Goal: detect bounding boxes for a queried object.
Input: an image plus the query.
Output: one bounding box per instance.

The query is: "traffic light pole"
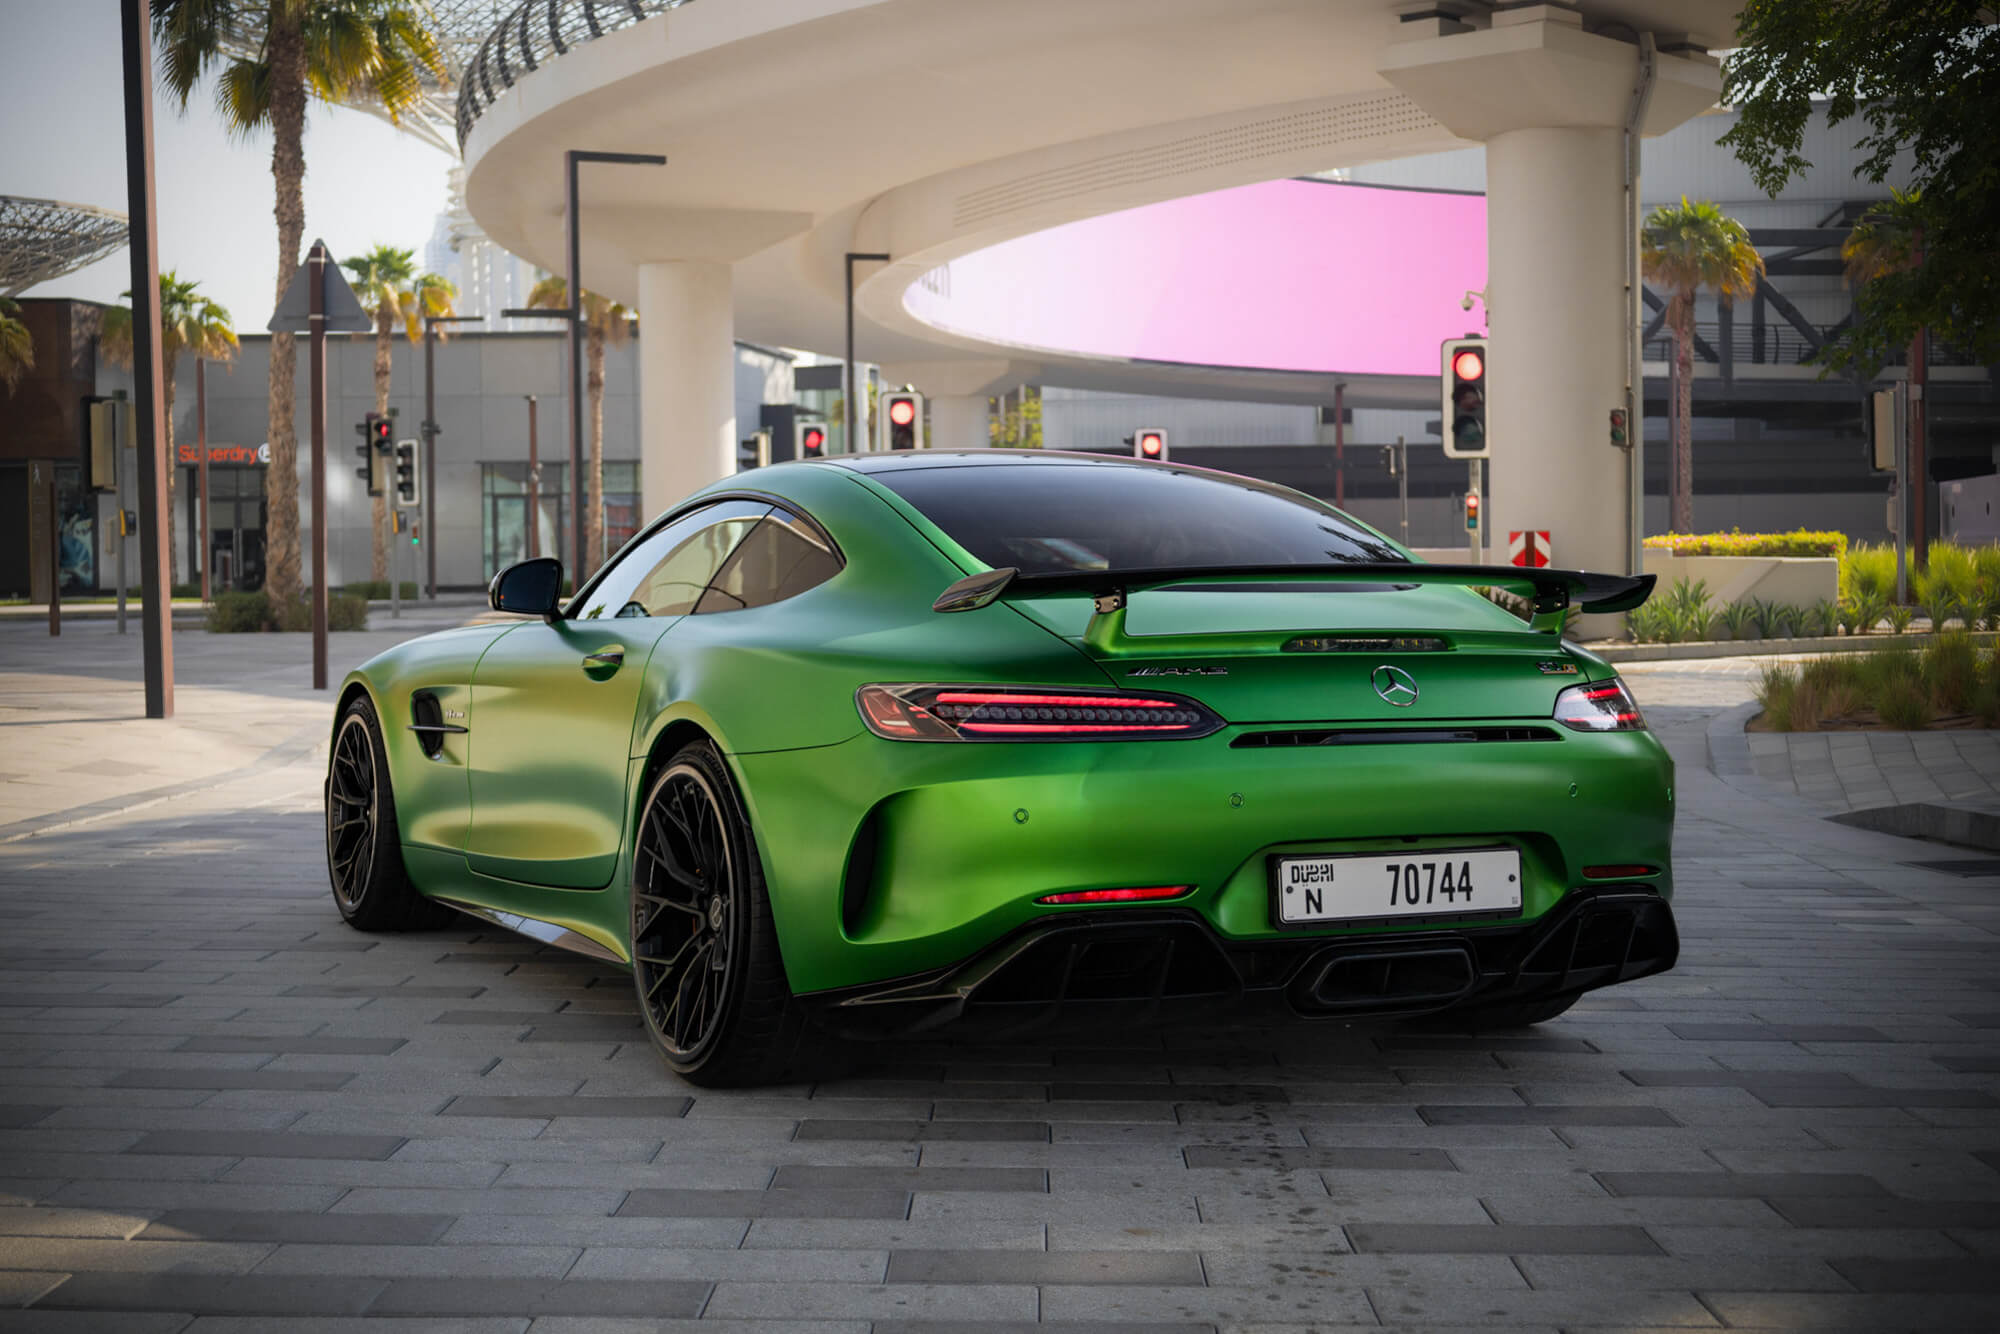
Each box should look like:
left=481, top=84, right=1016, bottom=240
left=1467, top=458, right=1482, bottom=566
left=845, top=253, right=890, bottom=454
left=308, top=240, right=330, bottom=691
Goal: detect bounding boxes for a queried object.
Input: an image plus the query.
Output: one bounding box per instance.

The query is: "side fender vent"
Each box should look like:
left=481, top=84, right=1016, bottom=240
left=410, top=691, right=447, bottom=759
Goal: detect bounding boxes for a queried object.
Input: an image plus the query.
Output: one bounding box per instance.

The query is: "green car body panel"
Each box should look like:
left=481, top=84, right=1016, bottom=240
left=336, top=452, right=1675, bottom=1016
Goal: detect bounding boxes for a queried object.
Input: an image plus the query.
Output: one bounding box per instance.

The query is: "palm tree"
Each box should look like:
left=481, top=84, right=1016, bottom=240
left=525, top=275, right=633, bottom=575
left=0, top=297, right=32, bottom=394
left=1845, top=188, right=1929, bottom=572
left=342, top=244, right=455, bottom=580
left=151, top=0, right=444, bottom=605
left=101, top=271, right=240, bottom=589
left=1642, top=198, right=1765, bottom=533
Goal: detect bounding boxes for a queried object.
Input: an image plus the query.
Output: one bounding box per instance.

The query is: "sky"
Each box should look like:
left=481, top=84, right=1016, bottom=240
left=0, top=0, right=457, bottom=326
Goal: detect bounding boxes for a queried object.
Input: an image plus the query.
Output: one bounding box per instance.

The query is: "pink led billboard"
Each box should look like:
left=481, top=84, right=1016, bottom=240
left=903, top=179, right=1488, bottom=378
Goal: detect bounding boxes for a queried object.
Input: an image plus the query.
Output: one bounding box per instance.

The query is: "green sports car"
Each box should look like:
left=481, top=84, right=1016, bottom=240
left=326, top=450, right=1676, bottom=1085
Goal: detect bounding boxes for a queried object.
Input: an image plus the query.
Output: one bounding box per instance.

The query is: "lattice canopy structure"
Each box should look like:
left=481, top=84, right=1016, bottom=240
left=0, top=196, right=129, bottom=297
left=456, top=0, right=690, bottom=150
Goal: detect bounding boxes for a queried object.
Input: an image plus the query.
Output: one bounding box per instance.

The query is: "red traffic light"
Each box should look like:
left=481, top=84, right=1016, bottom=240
left=801, top=425, right=826, bottom=456
left=888, top=397, right=917, bottom=427
left=1138, top=432, right=1163, bottom=457
left=1451, top=349, right=1484, bottom=382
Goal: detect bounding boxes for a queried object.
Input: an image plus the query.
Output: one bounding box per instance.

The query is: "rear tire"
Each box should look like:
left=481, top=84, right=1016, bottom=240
left=629, top=740, right=806, bottom=1087
left=325, top=694, right=457, bottom=932
left=1457, top=993, right=1579, bottom=1029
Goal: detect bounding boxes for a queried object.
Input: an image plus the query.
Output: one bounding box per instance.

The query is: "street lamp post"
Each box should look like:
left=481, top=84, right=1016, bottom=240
left=422, top=313, right=483, bottom=598
left=504, top=150, right=664, bottom=583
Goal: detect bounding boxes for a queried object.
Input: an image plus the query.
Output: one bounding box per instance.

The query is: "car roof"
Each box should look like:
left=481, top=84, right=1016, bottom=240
left=827, top=449, right=1173, bottom=475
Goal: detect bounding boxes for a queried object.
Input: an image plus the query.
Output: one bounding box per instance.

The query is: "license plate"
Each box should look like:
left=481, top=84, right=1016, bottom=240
left=1274, top=848, right=1522, bottom=925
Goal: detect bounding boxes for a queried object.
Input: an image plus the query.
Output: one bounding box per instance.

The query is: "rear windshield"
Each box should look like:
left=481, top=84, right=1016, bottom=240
left=874, top=463, right=1406, bottom=574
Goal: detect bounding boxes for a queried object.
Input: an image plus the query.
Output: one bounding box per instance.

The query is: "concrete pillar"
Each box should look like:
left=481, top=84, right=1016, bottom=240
left=927, top=394, right=990, bottom=451
left=1485, top=125, right=1627, bottom=583
left=1380, top=13, right=1721, bottom=629
left=636, top=260, right=735, bottom=520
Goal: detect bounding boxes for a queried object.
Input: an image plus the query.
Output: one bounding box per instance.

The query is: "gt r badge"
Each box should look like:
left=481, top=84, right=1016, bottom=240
left=1535, top=662, right=1579, bottom=675
left=1371, top=664, right=1420, bottom=706
left=1126, top=665, right=1228, bottom=676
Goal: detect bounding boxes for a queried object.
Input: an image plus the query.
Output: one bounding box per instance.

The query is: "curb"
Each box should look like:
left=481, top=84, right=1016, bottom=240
left=0, top=722, right=327, bottom=844
left=1832, top=802, right=2000, bottom=853
left=1592, top=629, right=2000, bottom=663
left=1703, top=700, right=1761, bottom=778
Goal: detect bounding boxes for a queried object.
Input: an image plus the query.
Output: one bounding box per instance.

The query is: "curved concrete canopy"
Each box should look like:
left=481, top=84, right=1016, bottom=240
left=462, top=0, right=1736, bottom=404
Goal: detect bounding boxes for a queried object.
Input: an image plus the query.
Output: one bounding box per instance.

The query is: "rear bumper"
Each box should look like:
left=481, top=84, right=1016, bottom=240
left=796, top=886, right=1678, bottom=1039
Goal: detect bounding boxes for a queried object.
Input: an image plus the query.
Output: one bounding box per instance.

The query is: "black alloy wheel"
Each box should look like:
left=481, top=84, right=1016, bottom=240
left=326, top=713, right=379, bottom=911
left=630, top=740, right=804, bottom=1085
left=325, top=694, right=456, bottom=932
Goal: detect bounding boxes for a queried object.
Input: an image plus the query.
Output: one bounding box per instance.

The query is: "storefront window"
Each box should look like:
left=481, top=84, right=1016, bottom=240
left=482, top=461, right=642, bottom=580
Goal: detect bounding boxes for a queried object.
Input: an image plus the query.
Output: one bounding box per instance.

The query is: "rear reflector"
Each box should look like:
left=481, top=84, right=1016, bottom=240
left=1036, top=885, right=1193, bottom=905
left=857, top=684, right=1224, bottom=742
left=1284, top=635, right=1449, bottom=653
left=1583, top=864, right=1658, bottom=879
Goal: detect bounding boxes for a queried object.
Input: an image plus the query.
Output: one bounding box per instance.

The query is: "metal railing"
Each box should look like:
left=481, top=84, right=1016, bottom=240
left=1644, top=321, right=1986, bottom=371
left=457, top=0, right=691, bottom=151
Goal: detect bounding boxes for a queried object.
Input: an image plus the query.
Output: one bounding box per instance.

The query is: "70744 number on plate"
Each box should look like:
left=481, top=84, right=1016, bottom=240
left=1275, top=848, right=1522, bottom=925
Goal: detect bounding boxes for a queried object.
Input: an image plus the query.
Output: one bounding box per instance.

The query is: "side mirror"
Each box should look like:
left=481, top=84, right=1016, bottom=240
left=489, top=557, right=564, bottom=623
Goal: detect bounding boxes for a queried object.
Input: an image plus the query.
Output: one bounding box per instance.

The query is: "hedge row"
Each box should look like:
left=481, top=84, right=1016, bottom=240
left=1643, top=529, right=1849, bottom=558
left=208, top=590, right=369, bottom=633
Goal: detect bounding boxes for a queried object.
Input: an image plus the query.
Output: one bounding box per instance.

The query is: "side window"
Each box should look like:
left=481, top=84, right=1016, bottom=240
left=694, top=509, right=843, bottom=614
left=570, top=500, right=770, bottom=620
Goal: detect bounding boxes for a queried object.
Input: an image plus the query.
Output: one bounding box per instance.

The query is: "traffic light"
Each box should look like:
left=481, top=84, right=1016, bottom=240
left=1441, top=339, right=1487, bottom=459
left=393, top=438, right=420, bottom=508
left=1464, top=490, right=1480, bottom=531
left=1608, top=407, right=1628, bottom=447
left=883, top=391, right=924, bottom=450
left=355, top=412, right=391, bottom=495
left=738, top=430, right=771, bottom=471
left=797, top=420, right=828, bottom=459
left=1133, top=428, right=1168, bottom=461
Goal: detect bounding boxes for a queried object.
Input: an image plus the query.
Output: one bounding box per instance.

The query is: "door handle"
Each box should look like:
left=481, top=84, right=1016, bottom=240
left=583, top=648, right=625, bottom=669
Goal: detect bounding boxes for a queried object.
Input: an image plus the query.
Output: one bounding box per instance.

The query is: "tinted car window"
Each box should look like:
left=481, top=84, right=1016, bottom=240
left=570, top=500, right=770, bottom=620
left=694, top=510, right=843, bottom=614
left=873, top=463, right=1404, bottom=573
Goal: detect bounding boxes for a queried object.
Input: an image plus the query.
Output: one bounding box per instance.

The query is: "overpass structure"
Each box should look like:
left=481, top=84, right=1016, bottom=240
left=457, top=0, right=1737, bottom=591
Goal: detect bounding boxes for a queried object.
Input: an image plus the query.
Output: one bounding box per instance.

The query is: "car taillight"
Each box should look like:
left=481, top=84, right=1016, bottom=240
left=1038, top=885, right=1192, bottom=905
left=1553, top=679, right=1646, bottom=732
left=856, top=684, right=1225, bottom=741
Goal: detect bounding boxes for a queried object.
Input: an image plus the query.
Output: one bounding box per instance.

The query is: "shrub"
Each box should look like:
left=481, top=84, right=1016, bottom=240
left=207, top=590, right=368, bottom=633
left=1719, top=600, right=1762, bottom=641
left=1841, top=543, right=1898, bottom=602
left=1846, top=591, right=1889, bottom=635
left=1645, top=530, right=1847, bottom=558
left=341, top=580, right=419, bottom=601
left=1887, top=604, right=1915, bottom=635
left=207, top=591, right=272, bottom=633
left=1755, top=661, right=1799, bottom=730
left=1922, top=631, right=1982, bottom=715
left=1809, top=599, right=1841, bottom=638
left=1878, top=675, right=1932, bottom=729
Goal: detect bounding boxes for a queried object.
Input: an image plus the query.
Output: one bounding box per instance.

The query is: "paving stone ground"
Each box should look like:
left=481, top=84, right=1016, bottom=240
left=2, top=627, right=1999, bottom=1331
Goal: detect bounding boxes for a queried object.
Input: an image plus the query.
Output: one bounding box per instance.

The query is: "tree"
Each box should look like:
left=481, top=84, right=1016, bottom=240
left=151, top=0, right=444, bottom=604
left=101, top=271, right=240, bottom=588
left=1719, top=3, right=2000, bottom=375
left=989, top=387, right=1043, bottom=448
left=342, top=244, right=454, bottom=579
left=525, top=275, right=632, bottom=575
left=0, top=297, right=31, bottom=394
left=1641, top=198, right=1764, bottom=534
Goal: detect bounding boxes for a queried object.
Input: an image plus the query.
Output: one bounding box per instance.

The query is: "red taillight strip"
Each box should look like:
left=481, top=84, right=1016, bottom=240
left=1037, top=885, right=1192, bottom=905
left=959, top=722, right=1187, bottom=733
left=934, top=691, right=1179, bottom=709
left=1584, top=864, right=1658, bottom=878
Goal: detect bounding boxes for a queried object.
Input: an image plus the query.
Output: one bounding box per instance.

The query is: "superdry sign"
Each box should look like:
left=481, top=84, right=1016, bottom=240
left=177, top=443, right=271, bottom=466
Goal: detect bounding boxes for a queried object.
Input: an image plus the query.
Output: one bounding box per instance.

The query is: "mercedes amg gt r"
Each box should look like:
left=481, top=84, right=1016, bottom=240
left=325, top=451, right=1676, bottom=1085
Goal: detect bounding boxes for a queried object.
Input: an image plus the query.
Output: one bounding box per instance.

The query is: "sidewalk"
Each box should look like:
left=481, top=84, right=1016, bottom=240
left=0, top=597, right=491, bottom=839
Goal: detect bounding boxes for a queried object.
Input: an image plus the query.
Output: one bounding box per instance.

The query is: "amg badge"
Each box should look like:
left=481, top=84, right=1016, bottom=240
left=1535, top=662, right=1580, bottom=676
left=1126, top=665, right=1228, bottom=677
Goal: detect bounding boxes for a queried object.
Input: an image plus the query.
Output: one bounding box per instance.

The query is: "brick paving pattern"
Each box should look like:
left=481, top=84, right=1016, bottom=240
left=0, top=649, right=1997, bottom=1330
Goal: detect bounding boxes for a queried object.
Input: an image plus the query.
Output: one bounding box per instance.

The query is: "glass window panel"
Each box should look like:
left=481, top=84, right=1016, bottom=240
left=569, top=499, right=768, bottom=621
left=694, top=511, right=843, bottom=614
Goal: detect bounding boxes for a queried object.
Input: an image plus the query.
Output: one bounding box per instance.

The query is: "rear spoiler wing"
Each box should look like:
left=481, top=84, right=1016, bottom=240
left=931, top=562, right=1655, bottom=645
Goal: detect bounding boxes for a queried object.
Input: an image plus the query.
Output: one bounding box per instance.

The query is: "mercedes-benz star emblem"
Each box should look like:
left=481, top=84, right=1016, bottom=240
left=1371, top=664, right=1420, bottom=707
